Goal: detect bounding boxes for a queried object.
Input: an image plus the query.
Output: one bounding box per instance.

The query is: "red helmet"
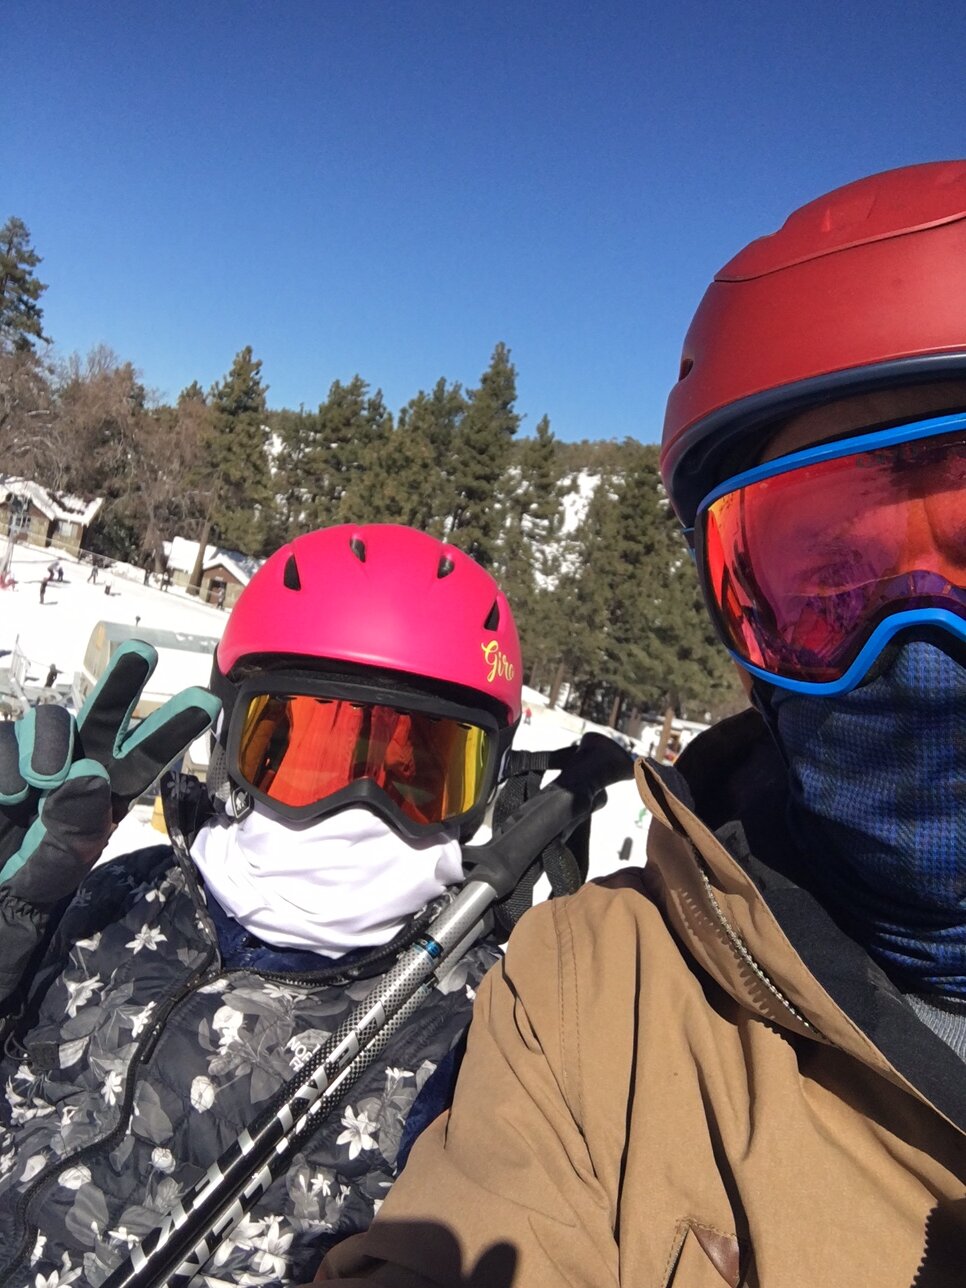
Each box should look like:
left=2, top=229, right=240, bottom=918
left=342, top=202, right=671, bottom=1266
left=661, top=161, right=966, bottom=526
left=209, top=524, right=522, bottom=838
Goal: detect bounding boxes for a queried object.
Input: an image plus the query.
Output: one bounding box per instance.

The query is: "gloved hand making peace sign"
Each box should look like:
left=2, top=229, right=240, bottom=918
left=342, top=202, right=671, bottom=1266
left=0, top=641, right=220, bottom=908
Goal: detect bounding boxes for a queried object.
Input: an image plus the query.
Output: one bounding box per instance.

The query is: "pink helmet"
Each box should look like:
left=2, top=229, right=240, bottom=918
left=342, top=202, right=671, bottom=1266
left=216, top=524, right=521, bottom=720
left=209, top=524, right=522, bottom=837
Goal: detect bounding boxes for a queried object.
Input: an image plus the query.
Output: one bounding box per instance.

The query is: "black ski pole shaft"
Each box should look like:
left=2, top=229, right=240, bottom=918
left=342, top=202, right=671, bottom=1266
left=103, top=732, right=633, bottom=1288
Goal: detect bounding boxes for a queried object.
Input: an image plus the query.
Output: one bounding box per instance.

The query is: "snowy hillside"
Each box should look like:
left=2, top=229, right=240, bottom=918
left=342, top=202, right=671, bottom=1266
left=559, top=470, right=600, bottom=535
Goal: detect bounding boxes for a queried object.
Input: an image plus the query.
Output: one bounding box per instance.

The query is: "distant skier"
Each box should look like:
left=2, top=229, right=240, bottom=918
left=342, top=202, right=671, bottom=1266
left=38, top=574, right=49, bottom=603
left=43, top=663, right=58, bottom=689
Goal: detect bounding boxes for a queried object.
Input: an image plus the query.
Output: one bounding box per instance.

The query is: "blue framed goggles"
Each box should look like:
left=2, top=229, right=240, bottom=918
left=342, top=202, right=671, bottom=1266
left=689, top=410, right=966, bottom=694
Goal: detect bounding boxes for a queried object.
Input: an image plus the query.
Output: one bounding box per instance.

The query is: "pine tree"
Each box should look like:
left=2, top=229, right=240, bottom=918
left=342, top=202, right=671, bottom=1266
left=0, top=218, right=48, bottom=354
left=448, top=343, right=519, bottom=567
left=338, top=386, right=395, bottom=523
left=582, top=445, right=743, bottom=721
left=604, top=443, right=679, bottom=716
left=265, top=407, right=317, bottom=543
left=392, top=378, right=467, bottom=532
left=294, top=376, right=371, bottom=528
left=200, top=346, right=271, bottom=554
left=497, top=415, right=565, bottom=663
left=0, top=219, right=52, bottom=477
left=527, top=441, right=744, bottom=724
left=656, top=505, right=745, bottom=720
left=555, top=470, right=623, bottom=710
left=345, top=413, right=438, bottom=529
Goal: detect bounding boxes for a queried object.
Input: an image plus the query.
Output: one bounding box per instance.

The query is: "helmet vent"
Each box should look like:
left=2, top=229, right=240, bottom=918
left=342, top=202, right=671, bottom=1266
left=437, top=554, right=455, bottom=579
left=349, top=535, right=367, bottom=563
left=678, top=356, right=694, bottom=381
left=283, top=554, right=301, bottom=590
left=484, top=600, right=500, bottom=630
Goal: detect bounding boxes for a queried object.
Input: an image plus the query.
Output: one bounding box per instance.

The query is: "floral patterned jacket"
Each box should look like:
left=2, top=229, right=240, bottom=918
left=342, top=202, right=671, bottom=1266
left=0, top=777, right=500, bottom=1288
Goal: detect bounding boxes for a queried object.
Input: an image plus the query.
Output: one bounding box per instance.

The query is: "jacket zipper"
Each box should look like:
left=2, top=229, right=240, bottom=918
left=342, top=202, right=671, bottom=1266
left=697, top=864, right=822, bottom=1038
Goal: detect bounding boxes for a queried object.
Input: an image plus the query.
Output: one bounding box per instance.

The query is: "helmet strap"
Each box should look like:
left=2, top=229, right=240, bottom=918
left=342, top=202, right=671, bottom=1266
left=205, top=738, right=254, bottom=819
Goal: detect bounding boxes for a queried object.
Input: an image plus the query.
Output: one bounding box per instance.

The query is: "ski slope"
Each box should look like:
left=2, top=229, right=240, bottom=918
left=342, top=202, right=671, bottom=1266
left=1, top=539, right=655, bottom=884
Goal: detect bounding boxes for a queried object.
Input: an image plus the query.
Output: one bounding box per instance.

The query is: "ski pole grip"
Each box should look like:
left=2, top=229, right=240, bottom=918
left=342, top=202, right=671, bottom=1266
left=553, top=731, right=636, bottom=801
left=466, top=732, right=634, bottom=898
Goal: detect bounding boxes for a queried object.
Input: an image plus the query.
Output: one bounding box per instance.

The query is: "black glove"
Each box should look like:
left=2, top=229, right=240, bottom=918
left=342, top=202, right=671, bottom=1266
left=0, top=640, right=220, bottom=906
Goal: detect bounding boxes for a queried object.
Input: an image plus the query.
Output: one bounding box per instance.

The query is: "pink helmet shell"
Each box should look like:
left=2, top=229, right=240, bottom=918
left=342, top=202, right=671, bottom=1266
left=216, top=524, right=522, bottom=723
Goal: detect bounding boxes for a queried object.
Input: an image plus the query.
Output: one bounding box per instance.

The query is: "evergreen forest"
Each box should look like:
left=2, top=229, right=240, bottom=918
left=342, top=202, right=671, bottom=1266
left=0, top=217, right=745, bottom=725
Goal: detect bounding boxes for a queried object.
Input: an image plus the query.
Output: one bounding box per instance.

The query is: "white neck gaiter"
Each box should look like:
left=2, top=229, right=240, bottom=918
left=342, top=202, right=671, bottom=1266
left=190, top=804, right=464, bottom=958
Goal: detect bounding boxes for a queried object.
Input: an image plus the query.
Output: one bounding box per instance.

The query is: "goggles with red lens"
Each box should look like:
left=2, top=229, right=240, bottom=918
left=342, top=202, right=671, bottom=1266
left=226, top=673, right=501, bottom=835
left=692, top=411, right=966, bottom=694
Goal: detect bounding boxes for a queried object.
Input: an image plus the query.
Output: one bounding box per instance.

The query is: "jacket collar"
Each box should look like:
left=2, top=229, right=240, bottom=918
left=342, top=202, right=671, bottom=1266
left=636, top=710, right=966, bottom=1134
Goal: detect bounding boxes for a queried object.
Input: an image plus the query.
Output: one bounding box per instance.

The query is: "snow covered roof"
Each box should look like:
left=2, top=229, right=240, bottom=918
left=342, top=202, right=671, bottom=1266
left=206, top=550, right=263, bottom=583
left=163, top=536, right=262, bottom=585
left=0, top=477, right=103, bottom=527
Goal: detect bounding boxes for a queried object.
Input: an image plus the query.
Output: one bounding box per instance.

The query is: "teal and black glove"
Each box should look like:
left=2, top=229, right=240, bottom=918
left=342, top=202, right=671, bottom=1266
left=0, top=640, right=220, bottom=907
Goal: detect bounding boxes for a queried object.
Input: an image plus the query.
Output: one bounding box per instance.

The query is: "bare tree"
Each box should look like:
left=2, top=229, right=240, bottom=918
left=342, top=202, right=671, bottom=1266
left=53, top=346, right=145, bottom=493
left=135, top=389, right=213, bottom=572
left=0, top=349, right=57, bottom=482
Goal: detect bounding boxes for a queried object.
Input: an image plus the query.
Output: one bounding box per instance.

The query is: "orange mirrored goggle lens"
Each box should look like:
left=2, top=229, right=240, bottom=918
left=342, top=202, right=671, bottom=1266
left=236, top=693, right=492, bottom=825
left=700, top=424, right=966, bottom=683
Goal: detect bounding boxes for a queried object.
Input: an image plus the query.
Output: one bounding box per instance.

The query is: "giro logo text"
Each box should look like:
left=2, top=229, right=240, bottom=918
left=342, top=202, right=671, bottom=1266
left=482, top=640, right=515, bottom=684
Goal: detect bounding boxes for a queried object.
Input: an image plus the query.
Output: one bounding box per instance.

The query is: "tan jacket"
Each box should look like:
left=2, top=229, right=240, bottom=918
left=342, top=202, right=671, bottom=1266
left=320, top=710, right=966, bottom=1287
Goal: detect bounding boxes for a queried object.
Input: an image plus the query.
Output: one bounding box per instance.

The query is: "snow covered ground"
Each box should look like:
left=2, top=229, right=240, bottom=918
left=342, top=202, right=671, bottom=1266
left=1, top=541, right=227, bottom=687
left=1, top=538, right=656, bottom=886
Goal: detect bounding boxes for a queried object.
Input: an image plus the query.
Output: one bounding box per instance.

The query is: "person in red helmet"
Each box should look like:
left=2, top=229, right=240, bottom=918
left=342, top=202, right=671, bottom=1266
left=0, top=524, right=534, bottom=1287
left=317, top=165, right=966, bottom=1287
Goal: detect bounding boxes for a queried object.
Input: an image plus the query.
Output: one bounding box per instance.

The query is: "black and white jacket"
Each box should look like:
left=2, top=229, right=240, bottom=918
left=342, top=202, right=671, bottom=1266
left=0, top=776, right=499, bottom=1287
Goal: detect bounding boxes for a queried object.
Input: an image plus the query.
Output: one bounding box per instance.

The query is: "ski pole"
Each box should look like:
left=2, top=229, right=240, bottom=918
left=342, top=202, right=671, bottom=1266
left=103, top=732, right=634, bottom=1288
left=157, top=983, right=435, bottom=1285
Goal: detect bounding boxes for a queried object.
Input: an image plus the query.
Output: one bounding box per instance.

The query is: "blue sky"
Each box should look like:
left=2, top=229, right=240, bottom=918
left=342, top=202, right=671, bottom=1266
left=4, top=1, right=965, bottom=443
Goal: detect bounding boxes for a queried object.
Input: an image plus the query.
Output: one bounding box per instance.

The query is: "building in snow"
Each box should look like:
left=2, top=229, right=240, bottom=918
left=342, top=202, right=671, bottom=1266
left=0, top=478, right=103, bottom=556
left=162, top=536, right=263, bottom=609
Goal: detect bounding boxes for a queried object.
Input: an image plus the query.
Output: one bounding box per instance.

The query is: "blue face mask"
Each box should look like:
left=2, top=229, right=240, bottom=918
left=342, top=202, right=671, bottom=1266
left=769, top=640, right=966, bottom=998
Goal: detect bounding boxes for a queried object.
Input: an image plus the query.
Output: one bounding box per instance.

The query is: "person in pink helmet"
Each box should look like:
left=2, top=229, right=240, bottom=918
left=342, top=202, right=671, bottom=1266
left=0, top=524, right=526, bottom=1287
